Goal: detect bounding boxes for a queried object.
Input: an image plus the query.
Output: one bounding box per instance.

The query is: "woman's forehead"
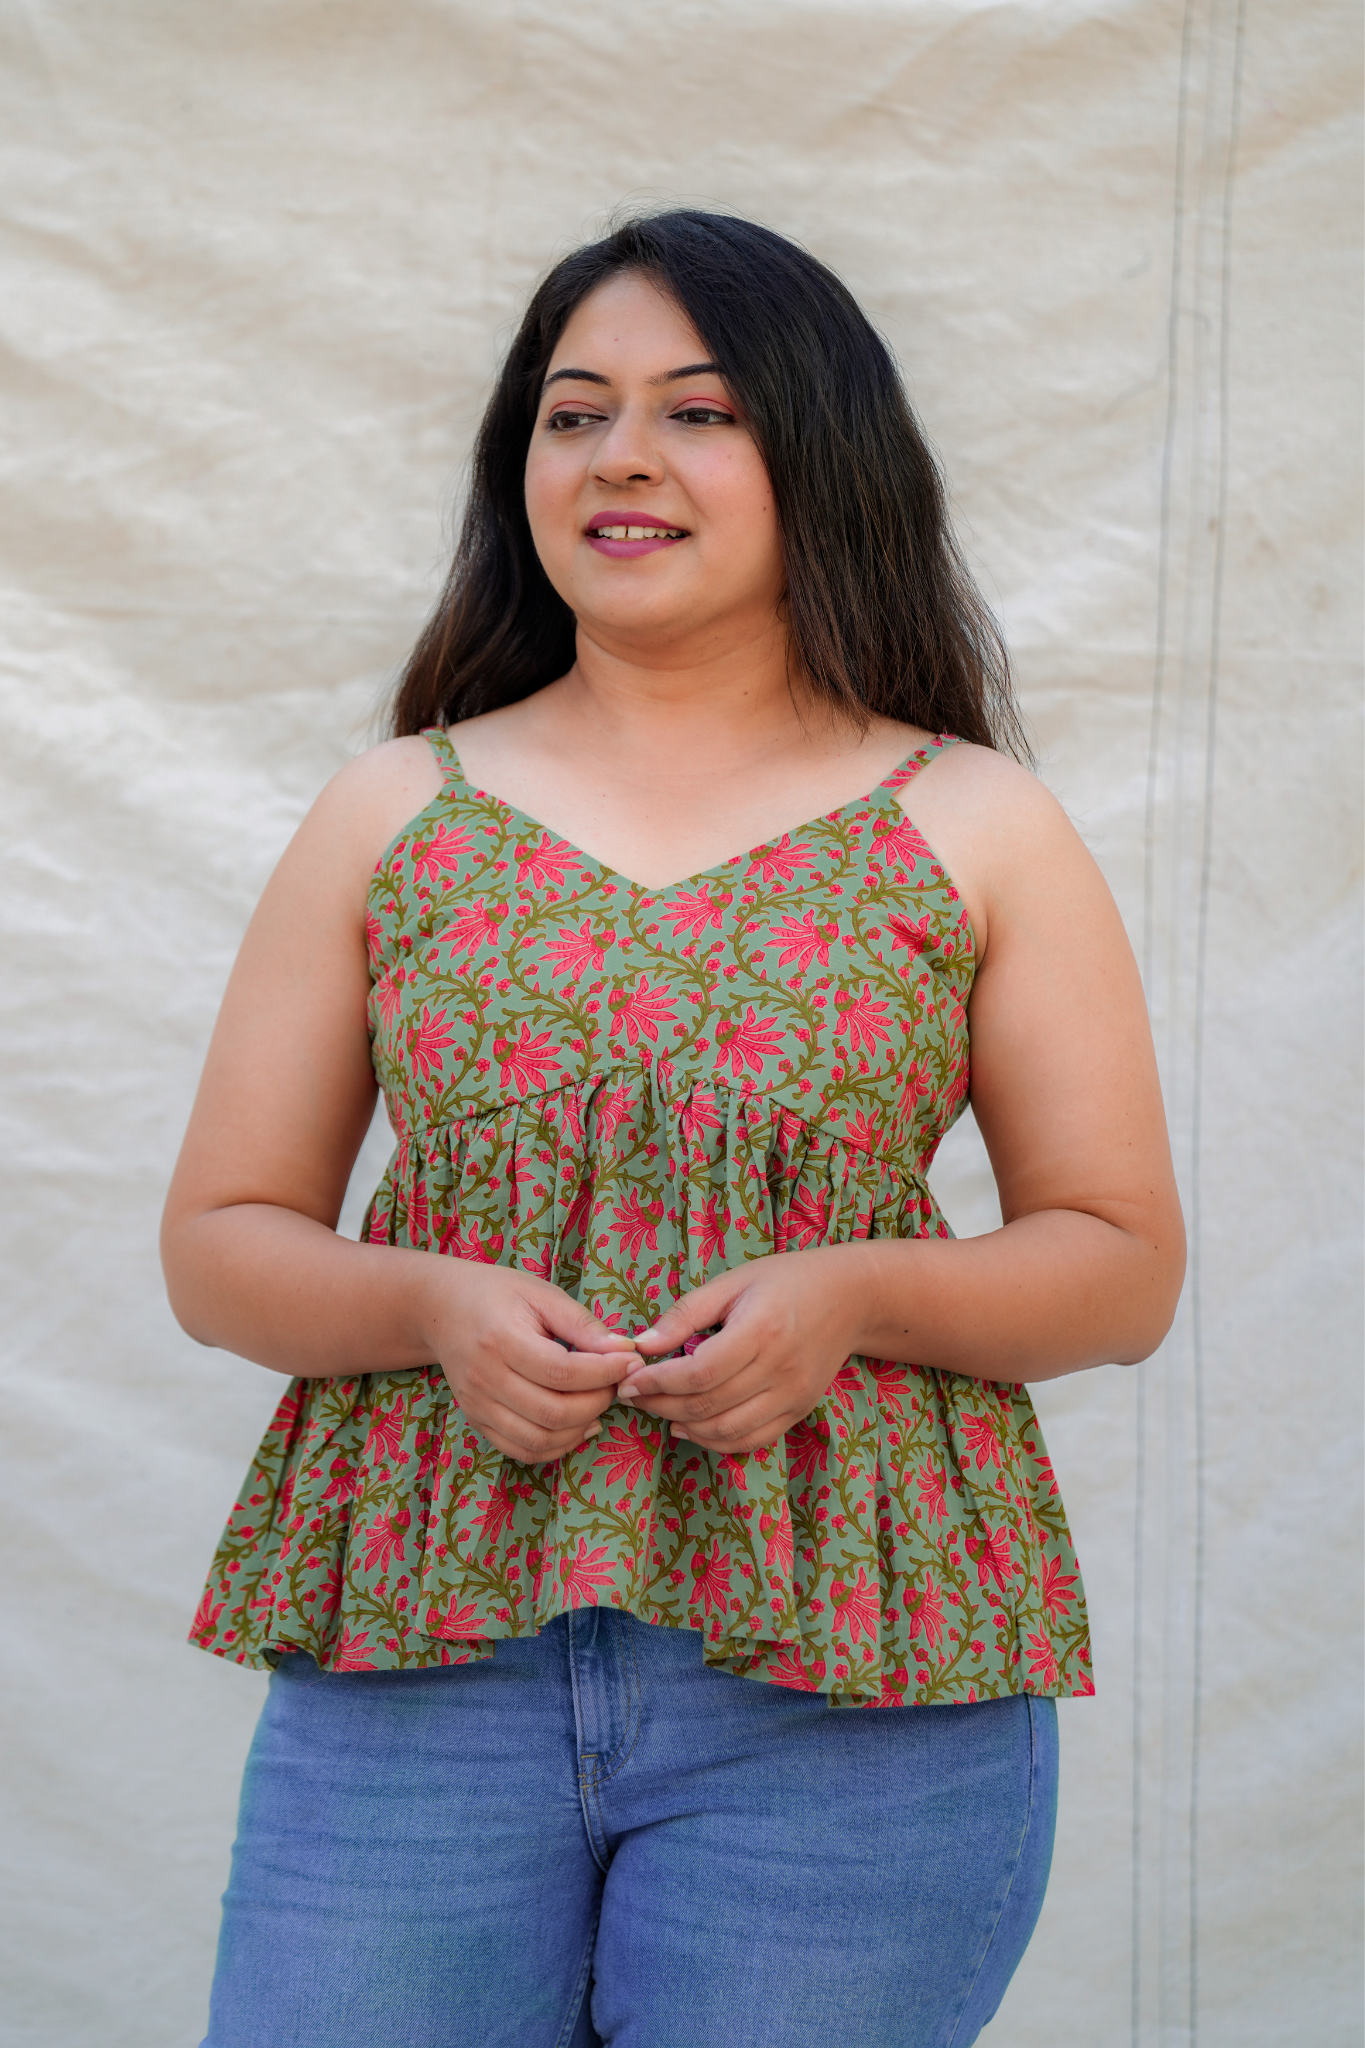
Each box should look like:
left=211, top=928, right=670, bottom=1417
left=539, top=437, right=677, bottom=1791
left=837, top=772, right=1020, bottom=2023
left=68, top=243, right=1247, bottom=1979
left=547, top=274, right=710, bottom=379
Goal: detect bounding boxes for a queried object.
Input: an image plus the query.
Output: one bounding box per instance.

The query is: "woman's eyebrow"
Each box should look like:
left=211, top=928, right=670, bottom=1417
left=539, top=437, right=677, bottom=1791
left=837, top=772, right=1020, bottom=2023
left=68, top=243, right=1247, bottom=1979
left=542, top=367, right=609, bottom=390
left=540, top=361, right=722, bottom=392
left=651, top=362, right=721, bottom=385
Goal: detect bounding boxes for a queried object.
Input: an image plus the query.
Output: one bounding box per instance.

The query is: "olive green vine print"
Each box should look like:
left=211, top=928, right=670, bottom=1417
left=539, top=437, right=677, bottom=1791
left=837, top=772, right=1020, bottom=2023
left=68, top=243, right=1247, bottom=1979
left=192, top=730, right=1091, bottom=1708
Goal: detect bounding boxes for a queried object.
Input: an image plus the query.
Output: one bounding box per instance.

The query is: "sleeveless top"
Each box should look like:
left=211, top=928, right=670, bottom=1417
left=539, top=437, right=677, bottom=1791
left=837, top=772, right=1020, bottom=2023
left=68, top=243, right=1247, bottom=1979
left=190, top=728, right=1092, bottom=1708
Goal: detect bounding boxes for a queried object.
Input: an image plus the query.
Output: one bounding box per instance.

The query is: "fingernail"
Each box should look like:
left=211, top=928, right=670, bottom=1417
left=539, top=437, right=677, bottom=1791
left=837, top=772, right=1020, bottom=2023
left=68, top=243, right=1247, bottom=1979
left=672, top=1426, right=691, bottom=1442
left=618, top=1382, right=639, bottom=1401
left=583, top=1422, right=601, bottom=1438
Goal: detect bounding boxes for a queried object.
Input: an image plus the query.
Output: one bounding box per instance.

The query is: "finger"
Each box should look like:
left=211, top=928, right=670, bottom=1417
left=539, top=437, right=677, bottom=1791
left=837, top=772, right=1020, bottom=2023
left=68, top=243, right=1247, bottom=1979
left=631, top=1268, right=749, bottom=1357
left=619, top=1314, right=759, bottom=1402
left=474, top=1386, right=615, bottom=1465
left=510, top=1334, right=643, bottom=1394
left=668, top=1392, right=799, bottom=1455
left=628, top=1348, right=769, bottom=1426
left=620, top=1331, right=758, bottom=1407
left=533, top=1287, right=639, bottom=1356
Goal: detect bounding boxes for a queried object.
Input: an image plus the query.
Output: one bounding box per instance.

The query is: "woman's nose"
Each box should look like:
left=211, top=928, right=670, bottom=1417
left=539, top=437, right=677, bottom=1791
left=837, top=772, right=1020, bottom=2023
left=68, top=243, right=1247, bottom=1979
left=593, top=408, right=665, bottom=486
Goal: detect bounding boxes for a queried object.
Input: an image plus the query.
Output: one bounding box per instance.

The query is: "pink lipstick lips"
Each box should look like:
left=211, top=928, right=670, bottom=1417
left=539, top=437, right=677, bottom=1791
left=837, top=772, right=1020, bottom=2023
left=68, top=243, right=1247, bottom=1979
left=584, top=510, right=690, bottom=559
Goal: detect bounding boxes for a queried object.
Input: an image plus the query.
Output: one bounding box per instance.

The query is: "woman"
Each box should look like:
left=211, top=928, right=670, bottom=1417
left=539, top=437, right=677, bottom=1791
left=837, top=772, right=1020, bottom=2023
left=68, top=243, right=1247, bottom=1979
left=164, top=210, right=1184, bottom=2048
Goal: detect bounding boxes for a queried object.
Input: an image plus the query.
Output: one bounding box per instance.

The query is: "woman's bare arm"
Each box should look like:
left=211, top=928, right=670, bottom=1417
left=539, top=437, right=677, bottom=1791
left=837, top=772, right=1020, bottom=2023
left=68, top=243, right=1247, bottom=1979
left=160, top=737, right=635, bottom=1461
left=852, top=744, right=1186, bottom=1378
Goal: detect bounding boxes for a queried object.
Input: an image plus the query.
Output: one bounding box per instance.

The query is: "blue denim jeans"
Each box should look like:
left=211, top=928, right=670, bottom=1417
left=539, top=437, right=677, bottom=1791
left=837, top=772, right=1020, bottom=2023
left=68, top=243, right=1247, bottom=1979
left=204, top=1611, right=1057, bottom=2047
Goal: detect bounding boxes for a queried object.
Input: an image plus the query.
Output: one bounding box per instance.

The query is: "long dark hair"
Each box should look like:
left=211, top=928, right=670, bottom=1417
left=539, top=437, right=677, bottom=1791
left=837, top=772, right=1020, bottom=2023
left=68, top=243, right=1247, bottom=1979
left=390, top=209, right=1028, bottom=759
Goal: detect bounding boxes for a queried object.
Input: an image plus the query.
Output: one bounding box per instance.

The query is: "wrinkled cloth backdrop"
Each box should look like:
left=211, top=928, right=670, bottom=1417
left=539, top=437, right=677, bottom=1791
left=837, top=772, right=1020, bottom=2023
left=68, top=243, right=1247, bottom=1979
left=2, top=4, right=1360, bottom=2045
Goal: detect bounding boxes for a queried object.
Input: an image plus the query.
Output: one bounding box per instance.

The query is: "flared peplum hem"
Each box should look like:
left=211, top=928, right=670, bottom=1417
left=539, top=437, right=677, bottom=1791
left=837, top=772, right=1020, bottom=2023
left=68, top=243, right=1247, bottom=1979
left=191, top=1346, right=1092, bottom=1708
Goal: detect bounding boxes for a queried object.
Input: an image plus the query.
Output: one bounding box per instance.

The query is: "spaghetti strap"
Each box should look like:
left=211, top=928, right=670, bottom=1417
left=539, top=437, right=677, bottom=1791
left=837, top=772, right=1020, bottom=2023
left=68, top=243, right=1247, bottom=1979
left=877, top=731, right=963, bottom=797
left=421, top=724, right=465, bottom=785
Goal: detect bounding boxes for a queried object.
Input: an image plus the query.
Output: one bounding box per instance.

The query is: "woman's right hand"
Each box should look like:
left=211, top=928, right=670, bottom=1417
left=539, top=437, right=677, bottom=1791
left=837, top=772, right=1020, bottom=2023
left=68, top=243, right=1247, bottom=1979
left=424, top=1259, right=641, bottom=1465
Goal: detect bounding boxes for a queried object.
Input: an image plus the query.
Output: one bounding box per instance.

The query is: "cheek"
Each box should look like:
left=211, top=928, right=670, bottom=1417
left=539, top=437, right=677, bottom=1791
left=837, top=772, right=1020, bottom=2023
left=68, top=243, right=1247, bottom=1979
left=523, top=446, right=576, bottom=560
left=706, top=460, right=782, bottom=585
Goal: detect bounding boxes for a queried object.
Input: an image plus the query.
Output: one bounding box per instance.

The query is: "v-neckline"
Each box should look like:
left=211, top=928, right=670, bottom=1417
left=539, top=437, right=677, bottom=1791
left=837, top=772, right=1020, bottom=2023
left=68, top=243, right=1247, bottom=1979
left=427, top=728, right=951, bottom=899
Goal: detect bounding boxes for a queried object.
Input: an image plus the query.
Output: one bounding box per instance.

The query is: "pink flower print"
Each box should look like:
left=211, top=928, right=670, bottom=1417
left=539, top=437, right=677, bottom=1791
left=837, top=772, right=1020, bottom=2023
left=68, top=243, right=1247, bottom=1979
left=834, top=983, right=892, bottom=1057
left=321, top=1455, right=362, bottom=1505
left=477, top=1480, right=518, bottom=1543
left=609, top=976, right=678, bottom=1047
left=441, top=1219, right=505, bottom=1264
left=840, top=1112, right=883, bottom=1155
left=593, top=1421, right=657, bottom=1491
left=905, top=1575, right=946, bottom=1648
left=429, top=1594, right=486, bottom=1639
left=190, top=1586, right=226, bottom=1645
left=765, top=1645, right=826, bottom=1691
left=679, top=1087, right=722, bottom=1146
left=768, top=910, right=837, bottom=971
left=443, top=900, right=503, bottom=956
left=759, top=1502, right=793, bottom=1575
left=961, top=1413, right=1001, bottom=1472
left=1039, top=1556, right=1080, bottom=1619
left=494, top=1024, right=562, bottom=1098
left=785, top=1418, right=830, bottom=1482
left=713, top=1005, right=783, bottom=1078
left=1025, top=1629, right=1060, bottom=1688
left=541, top=920, right=614, bottom=980
left=317, top=1558, right=345, bottom=1619
left=364, top=1399, right=405, bottom=1466
left=871, top=815, right=932, bottom=868
left=594, top=1083, right=635, bottom=1140
left=831, top=1567, right=881, bottom=1645
left=412, top=823, right=474, bottom=881
left=665, top=889, right=725, bottom=940
left=406, top=1004, right=455, bottom=1081
left=916, top=1460, right=948, bottom=1524
left=362, top=1508, right=410, bottom=1576
left=558, top=1179, right=593, bottom=1248
left=560, top=1093, right=585, bottom=1143
left=967, top=1524, right=1016, bottom=1593
left=716, top=1453, right=748, bottom=1491
left=695, top=1191, right=728, bottom=1265
left=689, top=1539, right=733, bottom=1616
left=516, top=834, right=583, bottom=892
left=612, top=1189, right=663, bottom=1260
left=405, top=1183, right=430, bottom=1240
left=827, top=1359, right=864, bottom=1413
left=365, top=909, right=384, bottom=958
left=333, top=1626, right=378, bottom=1671
left=746, top=834, right=818, bottom=886
left=267, top=1387, right=303, bottom=1436
left=375, top=973, right=403, bottom=1026
left=870, top=1362, right=913, bottom=1417
left=900, top=1063, right=932, bottom=1110
left=887, top=912, right=933, bottom=959
left=559, top=1538, right=618, bottom=1608
left=776, top=1185, right=829, bottom=1251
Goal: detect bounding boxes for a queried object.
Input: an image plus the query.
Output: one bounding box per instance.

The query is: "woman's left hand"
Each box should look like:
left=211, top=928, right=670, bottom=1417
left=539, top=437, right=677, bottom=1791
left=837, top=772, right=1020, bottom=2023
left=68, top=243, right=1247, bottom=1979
left=617, top=1248, right=872, bottom=1455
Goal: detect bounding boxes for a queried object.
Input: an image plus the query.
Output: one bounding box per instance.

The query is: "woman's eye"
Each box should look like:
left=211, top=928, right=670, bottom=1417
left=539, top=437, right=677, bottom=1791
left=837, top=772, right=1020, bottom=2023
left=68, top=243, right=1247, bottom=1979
left=672, top=407, right=734, bottom=426
left=546, top=410, right=605, bottom=432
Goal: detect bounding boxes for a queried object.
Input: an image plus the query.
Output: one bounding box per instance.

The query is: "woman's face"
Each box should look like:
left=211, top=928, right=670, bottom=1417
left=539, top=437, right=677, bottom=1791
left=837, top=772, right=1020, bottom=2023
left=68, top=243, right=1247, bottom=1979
left=524, top=272, right=785, bottom=662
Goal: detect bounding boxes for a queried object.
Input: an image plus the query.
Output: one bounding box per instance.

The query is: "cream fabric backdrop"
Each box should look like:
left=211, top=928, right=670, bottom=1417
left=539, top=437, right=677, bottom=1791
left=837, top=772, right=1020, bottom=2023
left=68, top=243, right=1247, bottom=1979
left=3, top=4, right=1360, bottom=2044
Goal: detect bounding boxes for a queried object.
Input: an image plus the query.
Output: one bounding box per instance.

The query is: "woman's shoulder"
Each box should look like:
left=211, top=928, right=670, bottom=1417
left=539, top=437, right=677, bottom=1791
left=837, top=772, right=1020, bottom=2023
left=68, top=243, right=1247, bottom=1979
left=908, top=739, right=1080, bottom=853
left=903, top=742, right=1104, bottom=964
left=305, top=734, right=449, bottom=862
left=263, top=736, right=449, bottom=919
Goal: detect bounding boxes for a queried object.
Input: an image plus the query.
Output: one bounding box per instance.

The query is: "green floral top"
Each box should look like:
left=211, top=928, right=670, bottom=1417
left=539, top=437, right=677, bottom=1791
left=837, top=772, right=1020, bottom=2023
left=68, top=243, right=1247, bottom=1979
left=191, top=728, right=1091, bottom=1708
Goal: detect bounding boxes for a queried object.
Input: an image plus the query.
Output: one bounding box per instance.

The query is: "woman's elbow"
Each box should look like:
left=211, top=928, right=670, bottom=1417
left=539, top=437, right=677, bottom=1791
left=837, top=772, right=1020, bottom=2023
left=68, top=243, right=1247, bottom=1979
left=1115, top=1208, right=1187, bottom=1365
